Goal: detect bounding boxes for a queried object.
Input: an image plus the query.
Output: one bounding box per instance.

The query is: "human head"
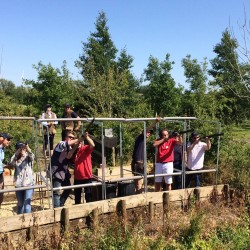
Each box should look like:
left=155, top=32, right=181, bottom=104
left=160, top=129, right=169, bottom=139
left=0, top=133, right=13, bottom=147
left=64, top=103, right=71, bottom=112
left=146, top=129, right=154, bottom=138
left=45, top=103, right=52, bottom=111
left=0, top=133, right=4, bottom=144
left=65, top=131, right=77, bottom=141
left=15, top=141, right=26, bottom=150
left=191, top=132, right=200, bottom=140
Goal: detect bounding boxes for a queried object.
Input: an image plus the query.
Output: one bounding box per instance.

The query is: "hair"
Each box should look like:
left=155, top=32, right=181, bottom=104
left=66, top=130, right=77, bottom=138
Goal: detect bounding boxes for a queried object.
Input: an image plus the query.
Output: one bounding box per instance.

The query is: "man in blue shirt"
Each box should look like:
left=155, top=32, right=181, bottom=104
left=0, top=133, right=13, bottom=207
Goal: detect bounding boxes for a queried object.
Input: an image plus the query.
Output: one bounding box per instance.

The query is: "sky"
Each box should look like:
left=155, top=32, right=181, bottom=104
left=1, top=1, right=249, bottom=87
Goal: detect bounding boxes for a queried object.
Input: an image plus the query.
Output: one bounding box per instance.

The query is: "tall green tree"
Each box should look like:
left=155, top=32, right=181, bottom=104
left=75, top=11, right=148, bottom=118
left=209, top=29, right=250, bottom=124
left=143, top=54, right=182, bottom=117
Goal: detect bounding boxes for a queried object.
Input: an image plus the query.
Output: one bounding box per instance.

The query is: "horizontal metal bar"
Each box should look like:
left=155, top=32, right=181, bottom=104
left=0, top=185, right=47, bottom=194
left=185, top=169, right=217, bottom=174
left=163, top=117, right=197, bottom=120
left=0, top=116, right=35, bottom=121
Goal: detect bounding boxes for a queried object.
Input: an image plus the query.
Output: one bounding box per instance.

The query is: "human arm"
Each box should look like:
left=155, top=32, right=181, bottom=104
left=82, top=132, right=95, bottom=149
left=145, top=117, right=160, bottom=134
left=153, top=137, right=166, bottom=147
left=204, top=137, right=211, bottom=150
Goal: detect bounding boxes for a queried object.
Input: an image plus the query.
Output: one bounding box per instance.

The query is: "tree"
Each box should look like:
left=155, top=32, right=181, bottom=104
left=75, top=11, right=118, bottom=80
left=181, top=55, right=218, bottom=120
left=24, top=61, right=77, bottom=115
left=143, top=54, right=182, bottom=117
left=209, top=29, right=250, bottom=124
left=75, top=11, right=149, bottom=118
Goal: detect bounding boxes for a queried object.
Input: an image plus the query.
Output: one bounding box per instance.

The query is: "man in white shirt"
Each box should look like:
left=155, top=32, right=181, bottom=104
left=186, top=132, right=211, bottom=187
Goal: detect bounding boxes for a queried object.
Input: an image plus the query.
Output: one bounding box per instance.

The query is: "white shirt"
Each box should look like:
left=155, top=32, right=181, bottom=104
left=187, top=141, right=207, bottom=170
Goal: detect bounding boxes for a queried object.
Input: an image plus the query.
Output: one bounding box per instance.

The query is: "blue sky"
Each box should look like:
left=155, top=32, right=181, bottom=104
left=1, top=1, right=249, bottom=87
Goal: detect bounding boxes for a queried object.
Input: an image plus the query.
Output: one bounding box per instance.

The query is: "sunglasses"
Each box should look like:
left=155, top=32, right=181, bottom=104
left=5, top=138, right=11, bottom=141
left=65, top=106, right=70, bottom=109
left=68, top=136, right=76, bottom=140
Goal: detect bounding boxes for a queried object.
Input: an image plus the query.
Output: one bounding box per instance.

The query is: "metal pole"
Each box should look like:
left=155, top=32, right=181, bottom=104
left=120, top=122, right=123, bottom=178
left=143, top=121, right=148, bottom=193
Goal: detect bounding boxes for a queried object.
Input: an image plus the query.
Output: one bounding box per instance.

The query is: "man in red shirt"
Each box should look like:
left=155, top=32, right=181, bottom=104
left=68, top=132, right=95, bottom=204
left=153, top=129, right=182, bottom=191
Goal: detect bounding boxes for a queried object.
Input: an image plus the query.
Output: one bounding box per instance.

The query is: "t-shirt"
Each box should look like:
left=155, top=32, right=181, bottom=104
left=156, top=138, right=176, bottom=163
left=74, top=145, right=94, bottom=180
left=132, top=133, right=145, bottom=162
left=187, top=141, right=207, bottom=170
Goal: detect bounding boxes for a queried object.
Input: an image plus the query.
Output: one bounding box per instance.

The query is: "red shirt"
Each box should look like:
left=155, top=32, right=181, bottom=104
left=73, top=145, right=94, bottom=180
left=156, top=138, right=176, bottom=163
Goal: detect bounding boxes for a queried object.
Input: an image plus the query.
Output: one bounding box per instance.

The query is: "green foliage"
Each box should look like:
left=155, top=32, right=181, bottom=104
left=24, top=61, right=78, bottom=116
left=144, top=54, right=182, bottom=116
left=209, top=29, right=250, bottom=124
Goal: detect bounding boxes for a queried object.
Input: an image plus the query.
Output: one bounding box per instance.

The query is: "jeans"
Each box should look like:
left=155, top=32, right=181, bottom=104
left=74, top=179, right=92, bottom=204
left=52, top=178, right=71, bottom=208
left=0, top=174, right=4, bottom=206
left=15, top=188, right=34, bottom=214
left=185, top=169, right=202, bottom=188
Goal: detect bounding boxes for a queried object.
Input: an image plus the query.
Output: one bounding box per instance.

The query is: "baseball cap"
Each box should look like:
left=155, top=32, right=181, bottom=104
left=65, top=103, right=71, bottom=108
left=1, top=133, right=13, bottom=140
left=15, top=141, right=25, bottom=149
left=191, top=132, right=199, bottom=138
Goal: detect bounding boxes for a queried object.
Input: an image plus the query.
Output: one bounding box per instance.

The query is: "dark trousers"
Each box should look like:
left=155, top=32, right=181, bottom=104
left=43, top=134, right=55, bottom=151
left=174, top=161, right=182, bottom=189
left=74, top=179, right=92, bottom=204
left=52, top=178, right=71, bottom=208
left=185, top=169, right=202, bottom=188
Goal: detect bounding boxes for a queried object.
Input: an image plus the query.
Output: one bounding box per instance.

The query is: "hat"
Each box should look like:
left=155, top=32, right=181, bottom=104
left=191, top=132, right=199, bottom=138
left=1, top=133, right=13, bottom=140
left=65, top=103, right=71, bottom=108
left=15, top=141, right=25, bottom=149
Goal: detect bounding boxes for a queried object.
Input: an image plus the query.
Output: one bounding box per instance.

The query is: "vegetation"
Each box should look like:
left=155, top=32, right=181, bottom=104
left=0, top=10, right=250, bottom=249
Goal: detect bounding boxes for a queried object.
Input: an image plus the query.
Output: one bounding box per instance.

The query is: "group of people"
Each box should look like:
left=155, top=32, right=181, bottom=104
left=41, top=103, right=95, bottom=208
left=0, top=109, right=212, bottom=214
left=131, top=118, right=212, bottom=193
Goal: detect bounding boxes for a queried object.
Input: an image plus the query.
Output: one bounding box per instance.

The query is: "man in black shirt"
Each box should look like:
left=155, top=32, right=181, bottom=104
left=131, top=118, right=159, bottom=193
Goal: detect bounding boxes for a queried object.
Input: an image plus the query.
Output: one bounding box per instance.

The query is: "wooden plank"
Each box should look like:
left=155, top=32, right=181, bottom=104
left=0, top=209, right=55, bottom=233
left=0, top=185, right=224, bottom=233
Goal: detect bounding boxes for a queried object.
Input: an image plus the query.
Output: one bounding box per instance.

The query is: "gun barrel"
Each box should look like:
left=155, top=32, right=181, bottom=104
left=202, top=132, right=224, bottom=139
left=179, top=128, right=194, bottom=135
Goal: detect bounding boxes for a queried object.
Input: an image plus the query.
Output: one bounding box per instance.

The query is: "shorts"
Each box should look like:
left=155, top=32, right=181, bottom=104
left=155, top=162, right=173, bottom=184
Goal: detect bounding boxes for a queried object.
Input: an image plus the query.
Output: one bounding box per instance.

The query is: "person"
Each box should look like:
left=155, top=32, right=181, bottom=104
left=0, top=133, right=12, bottom=207
left=49, top=131, right=84, bottom=208
left=61, top=103, right=81, bottom=141
left=186, top=132, right=211, bottom=188
left=41, top=103, right=58, bottom=157
left=131, top=118, right=160, bottom=194
left=153, top=129, right=182, bottom=191
left=67, top=132, right=95, bottom=204
left=10, top=142, right=35, bottom=214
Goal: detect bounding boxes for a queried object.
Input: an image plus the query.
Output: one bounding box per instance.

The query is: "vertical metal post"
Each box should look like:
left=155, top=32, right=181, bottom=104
left=143, top=121, right=148, bottom=193
left=215, top=122, right=222, bottom=186
left=120, top=122, right=123, bottom=178
left=101, top=122, right=106, bottom=200
left=182, top=121, right=187, bottom=189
